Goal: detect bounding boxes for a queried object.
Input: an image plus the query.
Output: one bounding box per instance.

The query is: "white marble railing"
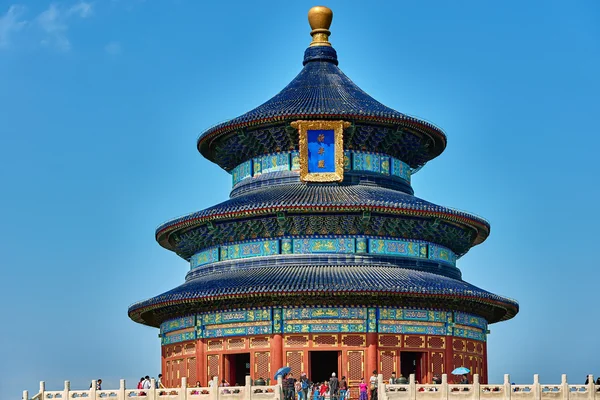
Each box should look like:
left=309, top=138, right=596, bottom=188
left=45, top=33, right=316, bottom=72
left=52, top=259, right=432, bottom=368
left=23, top=374, right=599, bottom=400
left=379, top=374, right=599, bottom=400
left=23, top=376, right=283, bottom=400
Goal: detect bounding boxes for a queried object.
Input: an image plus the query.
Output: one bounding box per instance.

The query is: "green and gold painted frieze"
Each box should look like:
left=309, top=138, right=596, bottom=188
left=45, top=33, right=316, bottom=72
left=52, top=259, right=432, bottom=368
left=189, top=237, right=457, bottom=269
left=159, top=307, right=487, bottom=343
left=231, top=150, right=411, bottom=187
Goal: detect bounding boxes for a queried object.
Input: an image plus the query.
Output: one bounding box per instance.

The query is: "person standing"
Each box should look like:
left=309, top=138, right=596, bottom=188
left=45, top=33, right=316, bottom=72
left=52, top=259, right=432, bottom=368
left=158, top=374, right=165, bottom=389
left=339, top=376, right=348, bottom=400
left=285, top=373, right=297, bottom=400
left=359, top=378, right=368, bottom=400
left=369, top=371, right=378, bottom=400
left=143, top=376, right=152, bottom=390
left=301, top=373, right=311, bottom=400
left=329, top=373, right=339, bottom=400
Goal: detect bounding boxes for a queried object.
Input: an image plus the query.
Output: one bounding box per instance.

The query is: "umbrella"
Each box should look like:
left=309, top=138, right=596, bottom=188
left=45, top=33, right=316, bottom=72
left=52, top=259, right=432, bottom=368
left=274, top=366, right=291, bottom=380
left=452, top=367, right=470, bottom=375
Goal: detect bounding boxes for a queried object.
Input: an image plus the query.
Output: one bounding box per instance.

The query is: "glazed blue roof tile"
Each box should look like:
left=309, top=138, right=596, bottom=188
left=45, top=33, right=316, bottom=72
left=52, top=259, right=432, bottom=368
left=197, top=46, right=446, bottom=153
left=156, top=183, right=489, bottom=239
left=128, top=265, right=518, bottom=323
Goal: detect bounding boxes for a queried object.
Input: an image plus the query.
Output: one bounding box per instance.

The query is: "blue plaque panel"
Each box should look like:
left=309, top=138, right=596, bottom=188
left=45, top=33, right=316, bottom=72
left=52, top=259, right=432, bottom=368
left=307, top=129, right=336, bottom=173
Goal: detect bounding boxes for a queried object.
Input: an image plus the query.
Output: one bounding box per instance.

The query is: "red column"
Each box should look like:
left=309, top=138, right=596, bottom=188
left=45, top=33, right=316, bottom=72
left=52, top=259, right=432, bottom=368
left=444, top=336, right=454, bottom=382
left=482, top=342, right=488, bottom=384
left=272, top=334, right=284, bottom=371
left=224, top=354, right=231, bottom=383
left=366, top=333, right=377, bottom=376
left=197, top=339, right=206, bottom=386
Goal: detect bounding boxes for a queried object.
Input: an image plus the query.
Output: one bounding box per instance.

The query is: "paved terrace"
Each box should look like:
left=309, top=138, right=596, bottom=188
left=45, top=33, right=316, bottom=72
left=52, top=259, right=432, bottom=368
left=23, top=374, right=599, bottom=400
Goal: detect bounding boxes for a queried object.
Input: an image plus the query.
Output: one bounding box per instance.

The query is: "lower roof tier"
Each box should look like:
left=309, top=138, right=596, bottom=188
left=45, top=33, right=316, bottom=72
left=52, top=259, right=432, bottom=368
left=157, top=184, right=490, bottom=259
left=128, top=264, right=518, bottom=327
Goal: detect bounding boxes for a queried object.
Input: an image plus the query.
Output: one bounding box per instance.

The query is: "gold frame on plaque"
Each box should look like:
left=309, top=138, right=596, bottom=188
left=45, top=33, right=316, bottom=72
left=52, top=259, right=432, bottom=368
left=291, top=120, right=350, bottom=182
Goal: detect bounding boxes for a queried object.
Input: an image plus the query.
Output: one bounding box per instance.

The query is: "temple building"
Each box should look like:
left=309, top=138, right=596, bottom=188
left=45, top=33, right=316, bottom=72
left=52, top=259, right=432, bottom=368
left=128, top=6, right=518, bottom=391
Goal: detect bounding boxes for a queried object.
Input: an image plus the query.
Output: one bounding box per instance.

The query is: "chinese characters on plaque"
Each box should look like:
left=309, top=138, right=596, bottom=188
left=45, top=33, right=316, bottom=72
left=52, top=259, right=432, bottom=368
left=292, top=120, right=350, bottom=182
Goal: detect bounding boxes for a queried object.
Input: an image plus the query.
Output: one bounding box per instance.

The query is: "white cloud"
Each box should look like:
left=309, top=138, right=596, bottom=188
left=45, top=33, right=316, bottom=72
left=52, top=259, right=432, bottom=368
left=68, top=2, right=93, bottom=18
left=37, top=2, right=94, bottom=51
left=105, top=40, right=121, bottom=55
left=0, top=5, right=27, bottom=48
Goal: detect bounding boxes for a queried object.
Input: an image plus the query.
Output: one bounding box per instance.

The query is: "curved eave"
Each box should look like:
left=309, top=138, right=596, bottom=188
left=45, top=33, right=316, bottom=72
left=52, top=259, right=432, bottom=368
left=129, top=290, right=518, bottom=328
left=197, top=113, right=447, bottom=170
left=156, top=204, right=489, bottom=251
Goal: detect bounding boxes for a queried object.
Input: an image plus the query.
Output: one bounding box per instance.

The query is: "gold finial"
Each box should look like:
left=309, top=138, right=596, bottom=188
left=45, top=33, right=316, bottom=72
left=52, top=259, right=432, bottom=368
left=308, top=6, right=333, bottom=47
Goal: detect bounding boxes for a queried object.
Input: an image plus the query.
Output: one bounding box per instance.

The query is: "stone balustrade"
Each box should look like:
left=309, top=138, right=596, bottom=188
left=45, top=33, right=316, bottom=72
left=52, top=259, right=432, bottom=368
left=22, top=374, right=599, bottom=400
left=23, top=376, right=283, bottom=400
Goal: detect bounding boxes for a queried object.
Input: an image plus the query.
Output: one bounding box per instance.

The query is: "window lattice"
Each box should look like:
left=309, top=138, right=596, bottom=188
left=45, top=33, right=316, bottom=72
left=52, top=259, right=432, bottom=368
left=286, top=351, right=303, bottom=377
left=347, top=351, right=364, bottom=380
left=285, top=335, right=308, bottom=347
left=314, top=335, right=337, bottom=346
left=431, top=352, right=444, bottom=375
left=228, top=338, right=245, bottom=350
left=427, top=337, right=445, bottom=349
left=476, top=343, right=484, bottom=355
left=379, top=351, right=395, bottom=381
left=208, top=340, right=224, bottom=351
left=165, top=346, right=173, bottom=358
left=404, top=335, right=424, bottom=348
left=174, top=345, right=183, bottom=356
left=188, top=357, right=197, bottom=384
left=185, top=343, right=196, bottom=354
left=166, top=361, right=171, bottom=387
left=452, top=339, right=465, bottom=352
left=452, top=354, right=463, bottom=370
left=342, top=335, right=365, bottom=347
left=208, top=355, right=220, bottom=381
left=175, top=359, right=185, bottom=385
left=255, top=351, right=271, bottom=380
left=250, top=337, right=270, bottom=348
left=466, top=341, right=476, bottom=353
left=379, top=335, right=400, bottom=347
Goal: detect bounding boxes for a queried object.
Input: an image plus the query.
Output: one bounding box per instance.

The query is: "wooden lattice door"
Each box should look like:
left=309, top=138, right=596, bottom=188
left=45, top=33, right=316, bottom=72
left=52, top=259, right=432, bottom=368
left=346, top=350, right=364, bottom=399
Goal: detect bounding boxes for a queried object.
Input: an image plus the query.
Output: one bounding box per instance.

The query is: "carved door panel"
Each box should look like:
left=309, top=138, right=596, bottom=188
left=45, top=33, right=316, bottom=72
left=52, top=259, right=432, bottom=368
left=347, top=350, right=364, bottom=399
left=379, top=350, right=396, bottom=382
left=286, top=350, right=304, bottom=377
left=207, top=354, right=220, bottom=385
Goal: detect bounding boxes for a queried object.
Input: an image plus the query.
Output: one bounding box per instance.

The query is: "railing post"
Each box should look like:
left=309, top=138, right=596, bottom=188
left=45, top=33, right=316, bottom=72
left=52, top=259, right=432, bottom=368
left=277, top=376, right=283, bottom=400
left=588, top=375, right=594, bottom=400
left=560, top=374, right=568, bottom=400
left=378, top=374, right=386, bottom=400
left=245, top=375, right=252, bottom=400
left=409, top=374, right=416, bottom=400
left=533, top=375, right=541, bottom=400
left=23, top=390, right=28, bottom=400
left=181, top=377, right=188, bottom=400
left=39, top=381, right=46, bottom=399
left=64, top=381, right=70, bottom=400
left=150, top=378, right=157, bottom=400
left=472, top=374, right=480, bottom=400
left=212, top=376, right=219, bottom=400
left=91, top=380, right=97, bottom=400
left=503, top=374, right=511, bottom=400
left=442, top=374, right=449, bottom=400
left=120, top=379, right=126, bottom=400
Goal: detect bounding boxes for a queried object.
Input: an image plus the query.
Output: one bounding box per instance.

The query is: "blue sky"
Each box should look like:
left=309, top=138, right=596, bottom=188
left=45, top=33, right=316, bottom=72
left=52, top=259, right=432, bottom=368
left=1, top=0, right=599, bottom=398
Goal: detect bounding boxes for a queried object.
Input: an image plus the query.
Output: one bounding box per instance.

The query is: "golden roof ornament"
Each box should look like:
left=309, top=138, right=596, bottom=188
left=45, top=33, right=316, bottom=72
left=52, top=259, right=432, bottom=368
left=308, top=6, right=333, bottom=47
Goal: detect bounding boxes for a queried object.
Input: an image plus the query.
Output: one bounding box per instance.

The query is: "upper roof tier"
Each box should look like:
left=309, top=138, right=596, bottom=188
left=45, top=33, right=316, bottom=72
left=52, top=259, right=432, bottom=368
left=197, top=9, right=447, bottom=171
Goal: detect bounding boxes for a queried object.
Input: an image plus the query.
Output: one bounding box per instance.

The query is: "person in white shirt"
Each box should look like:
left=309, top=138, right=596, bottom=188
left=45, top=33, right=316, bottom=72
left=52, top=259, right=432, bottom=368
left=143, top=376, right=152, bottom=390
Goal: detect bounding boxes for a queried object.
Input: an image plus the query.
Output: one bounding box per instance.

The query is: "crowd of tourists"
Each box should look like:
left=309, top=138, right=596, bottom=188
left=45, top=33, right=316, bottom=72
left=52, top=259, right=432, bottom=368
left=281, top=370, right=388, bottom=400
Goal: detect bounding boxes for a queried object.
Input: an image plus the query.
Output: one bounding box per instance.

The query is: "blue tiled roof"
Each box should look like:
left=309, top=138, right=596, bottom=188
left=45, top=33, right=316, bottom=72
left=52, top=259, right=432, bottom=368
left=156, top=184, right=490, bottom=249
left=197, top=46, right=446, bottom=162
left=128, top=264, right=518, bottom=325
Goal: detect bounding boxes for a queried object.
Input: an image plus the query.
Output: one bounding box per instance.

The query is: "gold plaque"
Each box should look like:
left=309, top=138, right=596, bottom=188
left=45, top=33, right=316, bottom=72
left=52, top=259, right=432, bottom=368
left=291, top=120, right=350, bottom=182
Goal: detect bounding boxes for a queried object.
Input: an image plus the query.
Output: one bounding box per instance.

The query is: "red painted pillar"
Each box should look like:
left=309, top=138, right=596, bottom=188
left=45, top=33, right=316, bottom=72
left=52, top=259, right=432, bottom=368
left=366, top=333, right=377, bottom=376
left=482, top=342, right=488, bottom=384
left=272, top=334, right=284, bottom=370
left=197, top=339, right=206, bottom=386
left=444, top=336, right=454, bottom=382
left=224, top=354, right=231, bottom=383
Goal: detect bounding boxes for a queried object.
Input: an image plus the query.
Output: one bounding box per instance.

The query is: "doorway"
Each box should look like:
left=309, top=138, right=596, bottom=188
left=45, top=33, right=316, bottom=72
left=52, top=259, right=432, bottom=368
left=309, top=351, right=339, bottom=383
left=227, top=353, right=250, bottom=386
left=400, top=352, right=425, bottom=383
